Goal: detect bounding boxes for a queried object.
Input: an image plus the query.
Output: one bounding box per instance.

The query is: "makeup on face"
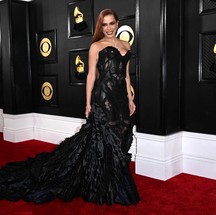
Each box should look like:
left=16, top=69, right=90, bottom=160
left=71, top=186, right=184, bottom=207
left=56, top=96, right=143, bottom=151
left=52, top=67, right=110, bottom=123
left=101, top=15, right=118, bottom=36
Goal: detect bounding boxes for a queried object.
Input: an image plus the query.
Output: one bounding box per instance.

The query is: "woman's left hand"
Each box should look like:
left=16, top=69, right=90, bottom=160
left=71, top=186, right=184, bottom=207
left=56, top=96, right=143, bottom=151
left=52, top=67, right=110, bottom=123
left=129, top=101, right=136, bottom=116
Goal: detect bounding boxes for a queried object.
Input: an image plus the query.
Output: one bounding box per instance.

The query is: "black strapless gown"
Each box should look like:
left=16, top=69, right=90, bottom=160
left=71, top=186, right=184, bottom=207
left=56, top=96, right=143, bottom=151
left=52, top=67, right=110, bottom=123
left=0, top=46, right=140, bottom=205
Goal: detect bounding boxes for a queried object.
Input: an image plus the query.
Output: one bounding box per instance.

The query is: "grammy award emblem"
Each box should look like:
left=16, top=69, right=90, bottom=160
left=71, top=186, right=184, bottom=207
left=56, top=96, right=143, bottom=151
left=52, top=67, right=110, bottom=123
left=209, top=43, right=216, bottom=73
left=75, top=55, right=87, bottom=80
left=41, top=82, right=53, bottom=101
left=116, top=25, right=134, bottom=46
left=73, top=6, right=88, bottom=32
left=39, top=38, right=52, bottom=57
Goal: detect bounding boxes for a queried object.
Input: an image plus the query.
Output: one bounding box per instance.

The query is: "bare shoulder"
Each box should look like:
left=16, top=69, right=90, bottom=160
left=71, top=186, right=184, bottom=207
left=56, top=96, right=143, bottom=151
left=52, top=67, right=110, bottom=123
left=118, top=39, right=131, bottom=51
left=91, top=41, right=109, bottom=53
left=89, top=42, right=100, bottom=53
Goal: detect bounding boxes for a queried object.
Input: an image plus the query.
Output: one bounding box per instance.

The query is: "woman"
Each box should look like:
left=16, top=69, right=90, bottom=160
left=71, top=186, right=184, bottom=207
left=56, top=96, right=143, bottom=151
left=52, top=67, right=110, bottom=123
left=0, top=9, right=140, bottom=205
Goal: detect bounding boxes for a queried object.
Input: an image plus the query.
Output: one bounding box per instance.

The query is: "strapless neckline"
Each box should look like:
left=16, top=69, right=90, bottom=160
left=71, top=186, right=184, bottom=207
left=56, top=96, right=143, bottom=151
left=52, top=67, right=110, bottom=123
left=99, top=46, right=131, bottom=58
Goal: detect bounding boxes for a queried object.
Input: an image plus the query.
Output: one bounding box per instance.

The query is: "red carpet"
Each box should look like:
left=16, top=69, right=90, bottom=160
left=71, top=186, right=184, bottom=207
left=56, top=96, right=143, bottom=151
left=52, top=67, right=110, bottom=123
left=0, top=132, right=216, bottom=215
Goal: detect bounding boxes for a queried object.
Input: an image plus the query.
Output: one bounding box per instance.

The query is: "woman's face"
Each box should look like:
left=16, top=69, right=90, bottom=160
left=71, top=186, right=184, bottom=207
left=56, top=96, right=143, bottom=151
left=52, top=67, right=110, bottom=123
left=101, top=15, right=118, bottom=38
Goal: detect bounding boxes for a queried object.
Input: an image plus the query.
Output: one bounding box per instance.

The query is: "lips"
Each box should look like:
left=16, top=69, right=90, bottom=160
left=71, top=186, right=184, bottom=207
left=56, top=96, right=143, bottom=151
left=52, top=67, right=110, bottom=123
left=106, top=31, right=114, bottom=35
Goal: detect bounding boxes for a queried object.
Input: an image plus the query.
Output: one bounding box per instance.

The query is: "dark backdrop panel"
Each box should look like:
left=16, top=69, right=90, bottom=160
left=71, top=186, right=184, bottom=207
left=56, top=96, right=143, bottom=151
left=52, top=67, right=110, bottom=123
left=31, top=0, right=137, bottom=119
left=0, top=0, right=32, bottom=114
left=0, top=0, right=183, bottom=135
left=0, top=1, right=15, bottom=113
left=137, top=0, right=162, bottom=134
left=137, top=0, right=182, bottom=135
left=164, top=0, right=181, bottom=134
left=183, top=0, right=216, bottom=135
left=0, top=14, right=2, bottom=109
left=94, top=0, right=136, bottom=19
left=0, top=71, right=2, bottom=109
left=11, top=1, right=32, bottom=113
left=30, top=0, right=88, bottom=118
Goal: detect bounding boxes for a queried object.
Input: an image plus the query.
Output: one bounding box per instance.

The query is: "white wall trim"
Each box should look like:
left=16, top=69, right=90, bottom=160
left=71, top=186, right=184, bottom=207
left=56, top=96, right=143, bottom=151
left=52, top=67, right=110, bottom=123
left=1, top=112, right=216, bottom=180
left=3, top=113, right=34, bottom=142
left=135, top=131, right=216, bottom=181
left=33, top=113, right=86, bottom=144
left=182, top=131, right=216, bottom=180
left=1, top=112, right=138, bottom=162
left=135, top=132, right=183, bottom=181
left=2, top=112, right=86, bottom=144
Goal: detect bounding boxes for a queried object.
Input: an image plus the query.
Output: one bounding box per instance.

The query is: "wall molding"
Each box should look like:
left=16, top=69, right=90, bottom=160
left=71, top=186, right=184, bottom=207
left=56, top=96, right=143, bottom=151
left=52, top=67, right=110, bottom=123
left=1, top=112, right=137, bottom=160
left=135, top=132, right=183, bottom=181
left=1, top=112, right=216, bottom=180
left=33, top=113, right=86, bottom=144
left=2, top=112, right=85, bottom=144
left=3, top=113, right=34, bottom=142
left=135, top=131, right=216, bottom=180
left=182, top=131, right=216, bottom=180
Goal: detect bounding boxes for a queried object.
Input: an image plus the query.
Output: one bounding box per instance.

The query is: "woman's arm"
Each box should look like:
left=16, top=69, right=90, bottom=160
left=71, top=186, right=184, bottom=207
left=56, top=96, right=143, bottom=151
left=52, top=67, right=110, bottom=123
left=123, top=41, right=136, bottom=116
left=125, top=61, right=136, bottom=116
left=85, top=43, right=98, bottom=118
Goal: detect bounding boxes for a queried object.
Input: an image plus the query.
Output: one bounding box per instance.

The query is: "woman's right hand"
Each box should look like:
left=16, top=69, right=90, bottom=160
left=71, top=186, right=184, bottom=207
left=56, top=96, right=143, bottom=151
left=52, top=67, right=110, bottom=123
left=85, top=104, right=91, bottom=118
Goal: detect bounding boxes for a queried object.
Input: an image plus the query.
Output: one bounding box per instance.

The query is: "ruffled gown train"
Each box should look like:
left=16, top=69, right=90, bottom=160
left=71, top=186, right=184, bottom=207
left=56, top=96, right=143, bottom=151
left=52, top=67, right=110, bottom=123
left=0, top=46, right=140, bottom=205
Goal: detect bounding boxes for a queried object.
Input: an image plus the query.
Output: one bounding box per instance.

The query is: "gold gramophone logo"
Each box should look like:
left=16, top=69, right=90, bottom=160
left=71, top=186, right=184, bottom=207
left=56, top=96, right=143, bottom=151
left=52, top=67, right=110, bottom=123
left=131, top=85, right=135, bottom=100
left=210, top=43, right=216, bottom=73
left=116, top=25, right=134, bottom=46
left=73, top=6, right=88, bottom=31
left=74, top=55, right=87, bottom=80
left=75, top=55, right=85, bottom=73
left=41, top=82, right=53, bottom=101
left=40, top=38, right=52, bottom=57
left=74, top=6, right=83, bottom=24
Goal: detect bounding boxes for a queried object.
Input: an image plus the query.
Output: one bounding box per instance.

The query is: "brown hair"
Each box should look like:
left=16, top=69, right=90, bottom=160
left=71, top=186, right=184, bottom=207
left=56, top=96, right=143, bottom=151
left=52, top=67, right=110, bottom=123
left=92, top=9, right=119, bottom=43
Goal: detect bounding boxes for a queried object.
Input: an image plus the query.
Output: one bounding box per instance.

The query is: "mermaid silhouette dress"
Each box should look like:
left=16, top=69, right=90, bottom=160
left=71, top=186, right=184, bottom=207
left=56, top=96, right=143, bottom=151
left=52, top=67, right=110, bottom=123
left=0, top=46, right=140, bottom=205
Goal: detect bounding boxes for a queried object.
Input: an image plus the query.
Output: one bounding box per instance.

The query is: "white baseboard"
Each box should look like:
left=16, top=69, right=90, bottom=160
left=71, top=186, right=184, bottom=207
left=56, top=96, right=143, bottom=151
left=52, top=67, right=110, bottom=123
left=1, top=112, right=138, bottom=162
left=33, top=113, right=86, bottom=144
left=135, top=131, right=216, bottom=180
left=33, top=114, right=137, bottom=161
left=135, top=132, right=183, bottom=180
left=183, top=154, right=216, bottom=180
left=135, top=155, right=182, bottom=181
left=182, top=131, right=216, bottom=180
left=3, top=113, right=34, bottom=142
left=1, top=112, right=216, bottom=180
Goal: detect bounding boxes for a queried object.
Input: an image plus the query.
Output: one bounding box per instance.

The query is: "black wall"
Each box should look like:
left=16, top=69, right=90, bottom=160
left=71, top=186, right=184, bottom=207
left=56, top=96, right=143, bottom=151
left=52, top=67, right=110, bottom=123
left=0, top=0, right=182, bottom=135
left=2, top=0, right=216, bottom=137
left=30, top=0, right=90, bottom=118
left=29, top=0, right=182, bottom=135
left=0, top=19, right=2, bottom=109
left=0, top=0, right=32, bottom=114
left=30, top=0, right=137, bottom=119
left=183, top=0, right=216, bottom=135
left=137, top=0, right=182, bottom=135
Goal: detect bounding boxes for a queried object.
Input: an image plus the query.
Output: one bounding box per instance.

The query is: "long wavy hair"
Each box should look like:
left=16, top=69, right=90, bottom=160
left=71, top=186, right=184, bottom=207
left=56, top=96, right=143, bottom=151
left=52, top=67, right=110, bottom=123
left=92, top=9, right=119, bottom=43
